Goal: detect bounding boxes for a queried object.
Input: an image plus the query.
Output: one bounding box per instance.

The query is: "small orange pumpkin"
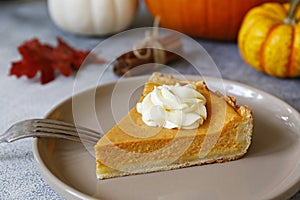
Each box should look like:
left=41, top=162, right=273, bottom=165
left=144, top=0, right=287, bottom=40
left=238, top=0, right=300, bottom=77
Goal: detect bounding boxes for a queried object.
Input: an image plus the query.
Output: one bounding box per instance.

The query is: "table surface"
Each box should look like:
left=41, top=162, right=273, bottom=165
left=0, top=0, right=299, bottom=199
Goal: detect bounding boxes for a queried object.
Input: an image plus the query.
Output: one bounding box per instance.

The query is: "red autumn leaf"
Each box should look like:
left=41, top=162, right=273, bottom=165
left=10, top=37, right=106, bottom=84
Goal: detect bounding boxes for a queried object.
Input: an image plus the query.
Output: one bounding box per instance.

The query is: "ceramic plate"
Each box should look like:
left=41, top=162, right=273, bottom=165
left=33, top=75, right=300, bottom=200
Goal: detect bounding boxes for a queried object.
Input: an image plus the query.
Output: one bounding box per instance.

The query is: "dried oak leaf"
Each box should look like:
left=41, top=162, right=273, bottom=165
left=10, top=37, right=106, bottom=84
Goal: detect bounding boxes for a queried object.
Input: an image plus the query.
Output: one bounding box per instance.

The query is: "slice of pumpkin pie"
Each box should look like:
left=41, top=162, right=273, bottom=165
left=94, top=72, right=253, bottom=179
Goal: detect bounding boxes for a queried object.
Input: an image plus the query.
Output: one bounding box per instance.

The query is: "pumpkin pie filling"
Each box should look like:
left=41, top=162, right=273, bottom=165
left=94, top=72, right=253, bottom=179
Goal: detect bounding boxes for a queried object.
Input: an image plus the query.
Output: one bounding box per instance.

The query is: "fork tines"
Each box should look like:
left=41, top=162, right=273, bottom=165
left=33, top=119, right=100, bottom=144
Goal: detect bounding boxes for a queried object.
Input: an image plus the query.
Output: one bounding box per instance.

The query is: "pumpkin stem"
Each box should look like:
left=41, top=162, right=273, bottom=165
left=284, top=0, right=300, bottom=24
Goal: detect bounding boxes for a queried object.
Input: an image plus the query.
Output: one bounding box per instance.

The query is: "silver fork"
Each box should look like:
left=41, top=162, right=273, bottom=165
left=0, top=119, right=102, bottom=145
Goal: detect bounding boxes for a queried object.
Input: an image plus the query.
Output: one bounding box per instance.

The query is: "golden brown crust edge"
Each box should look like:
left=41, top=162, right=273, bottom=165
left=97, top=152, right=248, bottom=179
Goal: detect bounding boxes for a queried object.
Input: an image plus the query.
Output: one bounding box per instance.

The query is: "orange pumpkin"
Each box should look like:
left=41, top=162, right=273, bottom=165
left=238, top=0, right=300, bottom=77
left=144, top=0, right=287, bottom=40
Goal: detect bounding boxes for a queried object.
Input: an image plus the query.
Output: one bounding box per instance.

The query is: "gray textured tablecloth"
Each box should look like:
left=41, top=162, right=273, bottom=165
left=0, top=0, right=299, bottom=199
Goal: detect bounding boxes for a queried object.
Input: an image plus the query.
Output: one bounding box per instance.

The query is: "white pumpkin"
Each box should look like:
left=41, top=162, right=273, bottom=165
left=47, top=0, right=139, bottom=35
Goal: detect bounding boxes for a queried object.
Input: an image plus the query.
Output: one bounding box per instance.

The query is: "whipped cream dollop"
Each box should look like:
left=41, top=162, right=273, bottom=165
left=136, top=83, right=207, bottom=129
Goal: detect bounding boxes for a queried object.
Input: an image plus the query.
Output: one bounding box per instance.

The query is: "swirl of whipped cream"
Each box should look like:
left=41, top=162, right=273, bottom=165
left=136, top=83, right=207, bottom=129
